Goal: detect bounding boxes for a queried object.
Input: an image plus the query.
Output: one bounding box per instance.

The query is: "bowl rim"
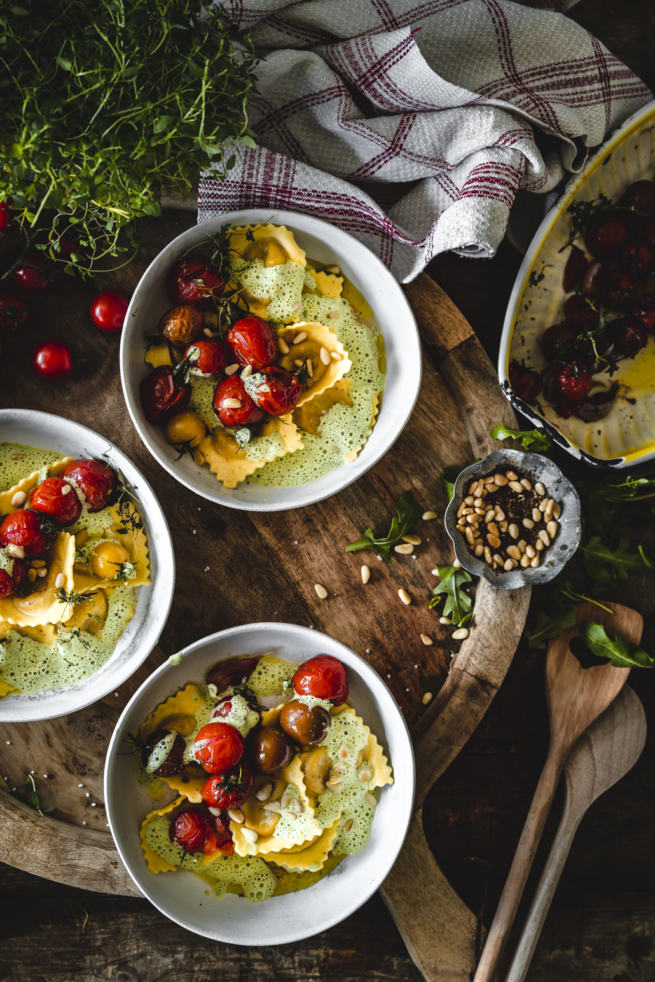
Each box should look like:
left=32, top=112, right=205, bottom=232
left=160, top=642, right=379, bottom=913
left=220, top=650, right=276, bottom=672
left=444, top=449, right=582, bottom=589
left=119, top=207, right=422, bottom=511
left=498, top=97, right=655, bottom=469
left=0, top=407, right=176, bottom=721
left=104, top=621, right=415, bottom=944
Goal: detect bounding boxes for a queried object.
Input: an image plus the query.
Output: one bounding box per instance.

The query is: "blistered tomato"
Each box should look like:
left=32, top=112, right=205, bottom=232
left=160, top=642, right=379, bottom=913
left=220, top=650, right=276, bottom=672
left=247, top=366, right=302, bottom=416
left=201, top=762, right=254, bottom=810
left=213, top=375, right=265, bottom=429
left=192, top=721, right=245, bottom=775
left=0, top=510, right=55, bottom=558
left=293, top=654, right=349, bottom=704
left=29, top=477, right=82, bottom=527
left=225, top=316, right=278, bottom=370
left=167, top=253, right=225, bottom=308
left=184, top=339, right=229, bottom=378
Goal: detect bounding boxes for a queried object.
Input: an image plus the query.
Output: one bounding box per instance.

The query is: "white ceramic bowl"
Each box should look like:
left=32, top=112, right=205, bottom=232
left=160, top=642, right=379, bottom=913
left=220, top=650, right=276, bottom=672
left=105, top=622, right=414, bottom=945
left=499, top=99, right=655, bottom=468
left=0, top=409, right=175, bottom=722
left=120, top=209, right=421, bottom=510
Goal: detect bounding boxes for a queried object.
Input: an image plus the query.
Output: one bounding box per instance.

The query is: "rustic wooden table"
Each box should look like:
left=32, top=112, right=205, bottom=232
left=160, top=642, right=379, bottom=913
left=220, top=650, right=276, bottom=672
left=2, top=2, right=655, bottom=979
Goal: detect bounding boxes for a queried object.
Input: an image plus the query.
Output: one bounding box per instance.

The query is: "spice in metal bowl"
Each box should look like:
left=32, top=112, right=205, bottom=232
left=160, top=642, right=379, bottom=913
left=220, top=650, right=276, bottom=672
left=455, top=470, right=561, bottom=572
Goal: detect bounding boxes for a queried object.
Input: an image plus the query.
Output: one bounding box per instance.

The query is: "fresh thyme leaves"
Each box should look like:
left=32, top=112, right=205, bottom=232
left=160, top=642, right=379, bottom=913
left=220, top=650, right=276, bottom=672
left=580, top=621, right=655, bottom=669
left=490, top=425, right=554, bottom=453
left=429, top=565, right=473, bottom=627
left=11, top=774, right=55, bottom=817
left=345, top=490, right=425, bottom=562
left=1, top=1, right=256, bottom=281
left=111, top=561, right=137, bottom=581
left=55, top=587, right=96, bottom=607
left=559, top=193, right=613, bottom=252
left=172, top=440, right=200, bottom=462
left=58, top=626, right=92, bottom=649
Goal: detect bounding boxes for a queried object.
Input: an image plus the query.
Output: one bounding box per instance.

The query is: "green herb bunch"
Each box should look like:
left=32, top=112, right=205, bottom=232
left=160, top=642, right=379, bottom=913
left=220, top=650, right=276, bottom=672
left=0, top=0, right=256, bottom=276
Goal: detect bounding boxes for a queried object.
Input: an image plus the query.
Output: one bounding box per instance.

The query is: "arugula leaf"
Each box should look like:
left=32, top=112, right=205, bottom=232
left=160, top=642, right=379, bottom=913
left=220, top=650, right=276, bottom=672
left=441, top=466, right=461, bottom=502
left=580, top=621, right=655, bottom=669
left=580, top=467, right=655, bottom=534
left=579, top=536, right=653, bottom=583
left=490, top=425, right=553, bottom=453
left=345, top=490, right=425, bottom=562
left=430, top=565, right=473, bottom=626
left=523, top=596, right=577, bottom=650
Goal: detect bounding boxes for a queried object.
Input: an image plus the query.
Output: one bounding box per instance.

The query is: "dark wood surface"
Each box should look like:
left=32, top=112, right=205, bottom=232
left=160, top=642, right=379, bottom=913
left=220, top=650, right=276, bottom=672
left=1, top=1, right=655, bottom=978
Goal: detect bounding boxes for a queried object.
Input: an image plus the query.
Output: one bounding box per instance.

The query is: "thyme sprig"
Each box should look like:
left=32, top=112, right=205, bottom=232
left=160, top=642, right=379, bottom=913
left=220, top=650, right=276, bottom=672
left=56, top=587, right=97, bottom=607
left=11, top=774, right=55, bottom=817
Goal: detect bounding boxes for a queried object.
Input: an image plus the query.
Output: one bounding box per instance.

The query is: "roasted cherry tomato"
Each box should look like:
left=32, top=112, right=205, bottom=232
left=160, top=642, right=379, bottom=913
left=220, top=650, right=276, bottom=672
left=192, top=721, right=245, bottom=775
left=247, top=366, right=302, bottom=417
left=225, top=316, right=278, bottom=371
left=208, top=812, right=234, bottom=855
left=249, top=727, right=295, bottom=774
left=184, top=339, right=229, bottom=378
left=169, top=810, right=209, bottom=853
left=141, top=728, right=186, bottom=778
left=293, top=654, right=349, bottom=705
left=540, top=323, right=575, bottom=362
left=0, top=289, right=28, bottom=330
left=167, top=253, right=225, bottom=308
left=280, top=700, right=331, bottom=749
left=213, top=375, right=266, bottom=429
left=508, top=362, right=542, bottom=402
left=547, top=361, right=593, bottom=403
left=158, top=304, right=204, bottom=347
left=621, top=240, right=655, bottom=278
left=604, top=318, right=647, bottom=358
left=0, top=558, right=27, bottom=599
left=140, top=365, right=191, bottom=425
left=32, top=339, right=73, bottom=379
left=621, top=180, right=655, bottom=215
left=206, top=655, right=261, bottom=693
left=0, top=199, right=14, bottom=232
left=90, top=289, right=130, bottom=333
left=563, top=294, right=600, bottom=332
left=638, top=218, right=655, bottom=248
left=12, top=250, right=56, bottom=292
left=585, top=212, right=628, bottom=259
left=598, top=263, right=635, bottom=309
left=61, top=459, right=117, bottom=512
left=581, top=260, right=604, bottom=298
left=28, top=477, right=82, bottom=527
left=201, top=762, right=254, bottom=810
left=0, top=509, right=55, bottom=558
left=562, top=246, right=588, bottom=293
left=629, top=293, right=655, bottom=334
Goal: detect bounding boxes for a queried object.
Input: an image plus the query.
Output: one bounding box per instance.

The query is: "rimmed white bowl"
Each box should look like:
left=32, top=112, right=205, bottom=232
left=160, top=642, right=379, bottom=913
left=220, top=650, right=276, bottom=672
left=105, top=622, right=414, bottom=945
left=0, top=409, right=175, bottom=722
left=120, top=209, right=421, bottom=511
left=500, top=99, right=655, bottom=468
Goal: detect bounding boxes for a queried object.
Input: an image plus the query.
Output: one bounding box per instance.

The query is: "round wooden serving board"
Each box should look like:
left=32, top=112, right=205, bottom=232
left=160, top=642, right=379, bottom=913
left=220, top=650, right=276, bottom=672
left=0, top=211, right=530, bottom=982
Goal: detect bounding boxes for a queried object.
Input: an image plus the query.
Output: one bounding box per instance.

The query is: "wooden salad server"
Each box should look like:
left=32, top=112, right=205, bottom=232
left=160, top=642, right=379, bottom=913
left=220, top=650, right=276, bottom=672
left=505, top=683, right=646, bottom=982
left=472, top=600, right=642, bottom=982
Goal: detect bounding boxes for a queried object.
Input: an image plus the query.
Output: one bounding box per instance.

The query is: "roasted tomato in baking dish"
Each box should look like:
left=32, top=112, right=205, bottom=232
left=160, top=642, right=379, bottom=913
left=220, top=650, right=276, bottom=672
left=508, top=361, right=542, bottom=402
left=29, top=477, right=82, bottom=527
left=192, top=721, right=245, bottom=774
left=61, top=459, right=117, bottom=512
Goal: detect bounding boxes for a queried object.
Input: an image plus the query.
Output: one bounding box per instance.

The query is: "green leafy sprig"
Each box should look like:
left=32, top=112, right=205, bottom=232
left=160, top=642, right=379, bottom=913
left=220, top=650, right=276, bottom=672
left=580, top=621, right=654, bottom=669
left=429, top=565, right=473, bottom=627
left=11, top=773, right=54, bottom=817
left=491, top=425, right=553, bottom=453
left=345, top=490, right=424, bottom=562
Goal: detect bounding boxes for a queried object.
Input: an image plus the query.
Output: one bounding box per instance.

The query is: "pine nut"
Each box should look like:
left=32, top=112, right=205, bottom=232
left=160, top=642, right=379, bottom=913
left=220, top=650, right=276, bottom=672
left=456, top=524, right=466, bottom=533
left=55, top=573, right=65, bottom=589
left=280, top=794, right=291, bottom=809
left=314, top=583, right=328, bottom=599
left=203, top=327, right=214, bottom=337
left=487, top=534, right=501, bottom=549
left=439, top=616, right=452, bottom=625
left=10, top=491, right=26, bottom=507
left=241, top=364, right=252, bottom=379
left=547, top=520, right=558, bottom=538
left=31, top=559, right=46, bottom=568
left=474, top=498, right=484, bottom=508
left=483, top=476, right=496, bottom=484
left=403, top=534, right=421, bottom=545
left=365, top=792, right=377, bottom=807
left=538, top=530, right=550, bottom=547
left=493, top=553, right=503, bottom=565
left=465, top=496, right=474, bottom=505
left=536, top=539, right=544, bottom=551
left=530, top=508, right=540, bottom=522
left=520, top=478, right=532, bottom=491
left=522, top=518, right=534, bottom=529
left=466, top=514, right=479, bottom=525
left=535, top=482, right=545, bottom=495
left=484, top=546, right=492, bottom=564
left=61, top=484, right=72, bottom=495
left=228, top=808, right=245, bottom=824
left=526, top=544, right=536, bottom=558
left=545, top=501, right=555, bottom=520
left=38, top=568, right=47, bottom=578
left=538, top=498, right=548, bottom=512
left=509, top=481, right=523, bottom=493
left=494, top=474, right=508, bottom=486
left=398, top=589, right=411, bottom=605
left=330, top=351, right=341, bottom=360
left=485, top=484, right=498, bottom=493
left=520, top=555, right=530, bottom=567
left=319, top=346, right=330, bottom=366
left=395, top=543, right=414, bottom=554
left=338, top=746, right=349, bottom=759
left=508, top=523, right=519, bottom=538
left=7, top=544, right=25, bottom=559
left=422, top=692, right=433, bottom=705
left=474, top=544, right=484, bottom=556
left=457, top=503, right=466, bottom=518
left=499, top=520, right=508, bottom=532
left=422, top=511, right=437, bottom=520
left=278, top=338, right=290, bottom=354
left=504, top=559, right=513, bottom=571
left=553, top=503, right=561, bottom=520
left=286, top=809, right=299, bottom=818
left=344, top=819, right=354, bottom=832
left=361, top=565, right=370, bottom=584
left=225, top=363, right=239, bottom=376
left=485, top=509, right=495, bottom=523
left=420, top=633, right=433, bottom=646
left=507, top=545, right=520, bottom=561
left=453, top=628, right=469, bottom=640
left=325, top=265, right=341, bottom=275
left=487, top=522, right=499, bottom=537
left=291, top=301, right=303, bottom=312
left=293, top=331, right=307, bottom=344
left=291, top=797, right=303, bottom=813
left=223, top=398, right=242, bottom=408
left=306, top=358, right=314, bottom=378
left=495, top=509, right=506, bottom=522
left=241, top=827, right=258, bottom=843
left=518, top=539, right=527, bottom=552
left=506, top=470, right=518, bottom=481
left=327, top=309, right=342, bottom=320
left=359, top=769, right=372, bottom=783
left=28, top=568, right=37, bottom=583
left=453, top=559, right=462, bottom=568
left=256, top=783, right=273, bottom=802
left=530, top=554, right=540, bottom=567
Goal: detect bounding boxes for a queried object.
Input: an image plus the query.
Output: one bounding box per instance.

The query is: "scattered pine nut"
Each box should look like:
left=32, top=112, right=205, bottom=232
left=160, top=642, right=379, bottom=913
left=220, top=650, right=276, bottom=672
left=241, top=827, right=258, bottom=843
left=294, top=359, right=304, bottom=368
left=532, top=508, right=541, bottom=522
left=359, top=769, right=373, bottom=783
left=506, top=470, right=518, bottom=481
left=320, top=346, right=330, bottom=365
left=395, top=543, right=414, bottom=554
left=31, top=560, right=45, bottom=568
left=420, top=633, right=433, bottom=646
left=314, top=583, right=328, bottom=599
left=55, top=573, right=65, bottom=589
left=494, top=474, right=508, bottom=486
left=291, top=797, right=304, bottom=813
left=439, top=616, right=452, bottom=625
left=518, top=539, right=527, bottom=552
left=520, top=555, right=530, bottom=568
left=28, top=568, right=37, bottom=583
left=224, top=364, right=239, bottom=376
left=474, top=544, right=484, bottom=556
left=507, top=545, right=520, bottom=561
left=256, top=783, right=273, bottom=802
left=538, top=498, right=549, bottom=512
left=10, top=491, right=26, bottom=507
left=522, top=518, right=534, bottom=529
left=403, top=534, right=421, bottom=545
left=484, top=546, right=492, bottom=565
left=487, top=534, right=501, bottom=549
left=344, top=818, right=354, bottom=832
left=493, top=553, right=503, bottom=565
left=530, top=554, right=540, bottom=567
left=466, top=527, right=475, bottom=545
left=223, top=398, right=242, bottom=409
left=38, top=568, right=47, bottom=578
left=536, top=539, right=544, bottom=551
left=365, top=792, right=377, bottom=807
left=452, top=628, right=469, bottom=640
left=361, top=565, right=370, bottom=584
left=241, top=364, right=253, bottom=379
left=509, top=481, right=523, bottom=493
left=508, top=523, right=518, bottom=538
left=465, top=496, right=474, bottom=506
left=330, top=351, right=341, bottom=360
left=422, top=511, right=437, bottom=521
left=547, top=520, right=558, bottom=538
left=325, top=264, right=341, bottom=274
left=7, top=544, right=25, bottom=559
left=398, top=588, right=411, bottom=605
left=328, top=310, right=341, bottom=320
left=553, top=502, right=562, bottom=519
left=338, top=745, right=349, bottom=760
left=278, top=337, right=290, bottom=354
left=487, top=522, right=499, bottom=538
left=503, top=559, right=513, bottom=571
left=203, top=327, right=214, bottom=337
left=453, top=559, right=461, bottom=568
left=538, top=530, right=550, bottom=547
left=526, top=544, right=536, bottom=558
left=293, top=331, right=307, bottom=344
left=306, top=358, right=314, bottom=378
left=422, top=692, right=433, bottom=705
left=228, top=808, right=245, bottom=824
left=520, top=478, right=532, bottom=491
left=291, top=301, right=303, bottom=311
left=280, top=794, right=291, bottom=809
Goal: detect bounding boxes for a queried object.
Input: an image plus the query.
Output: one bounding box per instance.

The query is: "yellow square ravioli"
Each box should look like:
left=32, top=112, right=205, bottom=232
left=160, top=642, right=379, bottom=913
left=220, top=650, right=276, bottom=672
left=0, top=457, right=76, bottom=515
left=277, top=322, right=351, bottom=408
left=0, top=533, right=76, bottom=626
left=199, top=416, right=303, bottom=489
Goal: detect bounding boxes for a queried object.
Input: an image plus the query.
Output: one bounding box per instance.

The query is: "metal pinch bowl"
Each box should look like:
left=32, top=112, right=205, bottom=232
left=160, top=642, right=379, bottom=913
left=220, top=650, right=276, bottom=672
left=444, top=449, right=582, bottom=590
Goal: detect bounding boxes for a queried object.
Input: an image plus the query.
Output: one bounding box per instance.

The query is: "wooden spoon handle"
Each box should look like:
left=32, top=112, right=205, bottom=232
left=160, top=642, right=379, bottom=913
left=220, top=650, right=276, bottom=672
left=473, top=748, right=563, bottom=982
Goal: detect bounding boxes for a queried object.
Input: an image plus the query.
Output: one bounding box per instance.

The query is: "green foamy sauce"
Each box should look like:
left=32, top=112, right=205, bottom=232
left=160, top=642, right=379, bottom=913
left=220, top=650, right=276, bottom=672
left=0, top=443, right=62, bottom=493
left=229, top=257, right=306, bottom=323
left=248, top=658, right=296, bottom=697
left=0, top=585, right=135, bottom=693
left=188, top=376, right=217, bottom=430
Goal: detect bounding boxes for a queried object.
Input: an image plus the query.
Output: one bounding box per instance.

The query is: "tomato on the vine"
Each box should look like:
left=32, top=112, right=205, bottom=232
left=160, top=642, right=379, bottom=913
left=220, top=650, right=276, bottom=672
left=61, top=459, right=117, bottom=512
left=213, top=375, right=265, bottom=429
left=225, top=316, right=278, bottom=370
left=90, top=290, right=130, bottom=333
left=0, top=510, right=55, bottom=558
left=33, top=340, right=73, bottom=379
left=202, top=762, right=254, bottom=810
left=12, top=250, right=56, bottom=292
left=293, top=654, right=349, bottom=705
left=0, top=290, right=28, bottom=330
left=29, top=477, right=82, bottom=527
left=192, top=721, right=245, bottom=775
left=167, top=253, right=225, bottom=308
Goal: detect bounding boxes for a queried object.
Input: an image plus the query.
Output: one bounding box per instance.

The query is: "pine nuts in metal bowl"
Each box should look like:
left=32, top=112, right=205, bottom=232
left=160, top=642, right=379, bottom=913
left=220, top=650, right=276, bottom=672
left=444, top=450, right=581, bottom=589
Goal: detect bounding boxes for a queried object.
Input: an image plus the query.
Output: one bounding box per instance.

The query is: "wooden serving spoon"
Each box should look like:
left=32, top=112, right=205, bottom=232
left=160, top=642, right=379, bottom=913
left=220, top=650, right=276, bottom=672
left=472, top=600, right=642, bottom=982
left=505, top=683, right=646, bottom=982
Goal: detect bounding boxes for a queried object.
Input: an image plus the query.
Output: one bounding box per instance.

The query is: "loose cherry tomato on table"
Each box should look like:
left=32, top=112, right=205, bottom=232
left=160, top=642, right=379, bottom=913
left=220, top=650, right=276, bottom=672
left=140, top=365, right=191, bottom=425
left=247, top=366, right=302, bottom=416
left=0, top=509, right=55, bottom=558
left=225, top=316, right=279, bottom=371
left=621, top=180, right=655, bottom=215
left=508, top=362, right=542, bottom=402
left=540, top=323, right=575, bottom=362
left=169, top=810, right=209, bottom=853
left=29, top=477, right=82, bottom=527
left=192, top=721, right=245, bottom=775
left=33, top=340, right=73, bottom=379
left=12, top=250, right=56, bottom=292
left=214, top=375, right=266, bottom=429
left=206, top=656, right=261, bottom=693
left=167, top=253, right=225, bottom=308
left=90, top=289, right=130, bottom=333
left=293, top=654, right=349, bottom=705
left=584, top=212, right=628, bottom=259
left=202, top=762, right=254, bottom=810
left=184, top=339, right=229, bottom=378
left=158, top=304, right=204, bottom=347
left=61, top=459, right=117, bottom=512
left=0, top=290, right=28, bottom=331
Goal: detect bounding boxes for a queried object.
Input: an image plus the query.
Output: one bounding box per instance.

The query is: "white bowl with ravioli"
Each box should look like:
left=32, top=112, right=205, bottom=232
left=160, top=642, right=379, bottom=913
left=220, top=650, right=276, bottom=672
left=0, top=409, right=175, bottom=722
left=120, top=209, right=421, bottom=511
left=105, top=622, right=414, bottom=945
